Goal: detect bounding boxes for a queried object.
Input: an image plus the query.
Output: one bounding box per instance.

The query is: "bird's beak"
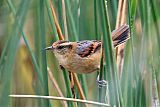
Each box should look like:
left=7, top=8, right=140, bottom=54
left=44, top=46, right=53, bottom=50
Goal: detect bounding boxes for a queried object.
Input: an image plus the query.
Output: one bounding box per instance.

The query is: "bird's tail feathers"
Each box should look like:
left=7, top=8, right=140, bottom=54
left=112, top=24, right=130, bottom=47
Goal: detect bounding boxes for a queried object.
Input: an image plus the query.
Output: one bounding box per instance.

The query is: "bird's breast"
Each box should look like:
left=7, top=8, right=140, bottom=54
left=54, top=50, right=101, bottom=74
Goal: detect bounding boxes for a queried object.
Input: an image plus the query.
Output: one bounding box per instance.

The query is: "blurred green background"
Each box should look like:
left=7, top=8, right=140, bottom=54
left=0, top=0, right=160, bottom=107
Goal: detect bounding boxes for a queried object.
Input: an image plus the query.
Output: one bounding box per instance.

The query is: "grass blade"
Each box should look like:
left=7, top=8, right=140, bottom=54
left=98, top=0, right=122, bottom=106
left=0, top=0, right=31, bottom=106
left=39, top=0, right=50, bottom=106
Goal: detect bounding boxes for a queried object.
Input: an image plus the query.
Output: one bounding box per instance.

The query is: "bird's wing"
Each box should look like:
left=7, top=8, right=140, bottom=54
left=76, top=40, right=101, bottom=58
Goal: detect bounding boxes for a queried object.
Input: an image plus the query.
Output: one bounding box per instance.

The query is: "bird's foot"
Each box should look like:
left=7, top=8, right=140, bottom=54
left=96, top=75, right=107, bottom=88
left=97, top=79, right=108, bottom=88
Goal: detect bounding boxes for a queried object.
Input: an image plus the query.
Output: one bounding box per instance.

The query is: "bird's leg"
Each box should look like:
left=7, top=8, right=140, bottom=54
left=69, top=71, right=76, bottom=98
left=96, top=48, right=108, bottom=88
left=60, top=65, right=76, bottom=98
left=96, top=74, right=108, bottom=88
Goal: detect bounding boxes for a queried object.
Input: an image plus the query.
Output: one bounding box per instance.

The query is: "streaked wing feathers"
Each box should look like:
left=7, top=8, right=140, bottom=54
left=77, top=40, right=101, bottom=58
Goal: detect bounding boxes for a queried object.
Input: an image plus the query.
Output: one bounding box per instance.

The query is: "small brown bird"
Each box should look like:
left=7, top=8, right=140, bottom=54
left=45, top=25, right=130, bottom=74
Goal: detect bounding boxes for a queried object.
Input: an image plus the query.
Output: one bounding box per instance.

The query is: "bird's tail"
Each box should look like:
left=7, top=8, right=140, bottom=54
left=112, top=24, right=130, bottom=47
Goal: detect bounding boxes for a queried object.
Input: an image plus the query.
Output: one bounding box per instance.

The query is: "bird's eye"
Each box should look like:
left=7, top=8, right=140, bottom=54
left=57, top=45, right=64, bottom=50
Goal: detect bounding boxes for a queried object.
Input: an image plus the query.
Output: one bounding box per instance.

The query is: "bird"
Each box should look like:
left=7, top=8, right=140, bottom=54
left=45, top=24, right=130, bottom=74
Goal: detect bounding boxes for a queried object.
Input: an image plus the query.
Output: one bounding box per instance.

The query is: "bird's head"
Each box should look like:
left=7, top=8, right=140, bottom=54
left=45, top=40, right=73, bottom=55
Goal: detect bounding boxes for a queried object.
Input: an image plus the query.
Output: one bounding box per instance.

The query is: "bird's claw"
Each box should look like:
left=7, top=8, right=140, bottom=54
left=97, top=79, right=108, bottom=88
